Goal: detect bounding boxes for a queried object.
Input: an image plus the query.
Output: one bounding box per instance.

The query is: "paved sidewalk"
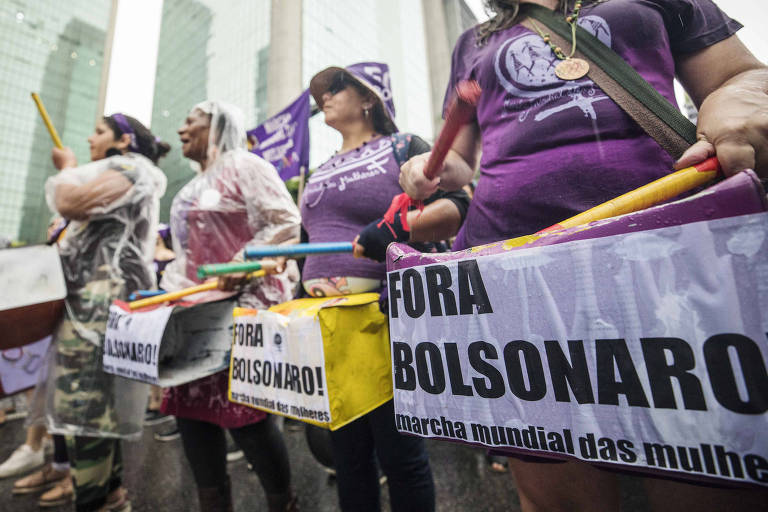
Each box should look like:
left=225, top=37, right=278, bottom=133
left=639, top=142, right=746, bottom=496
left=0, top=416, right=651, bottom=511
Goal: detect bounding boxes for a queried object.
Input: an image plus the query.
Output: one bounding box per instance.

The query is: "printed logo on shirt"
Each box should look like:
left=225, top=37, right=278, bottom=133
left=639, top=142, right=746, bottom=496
left=306, top=138, right=394, bottom=196
left=494, top=15, right=611, bottom=123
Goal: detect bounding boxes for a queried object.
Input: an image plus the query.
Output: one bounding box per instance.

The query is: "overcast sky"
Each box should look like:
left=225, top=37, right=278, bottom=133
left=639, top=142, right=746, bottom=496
left=103, top=0, right=767, bottom=128
left=102, top=0, right=162, bottom=125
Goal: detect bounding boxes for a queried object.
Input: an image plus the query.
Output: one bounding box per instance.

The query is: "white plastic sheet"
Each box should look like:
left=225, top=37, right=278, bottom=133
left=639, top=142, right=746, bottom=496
left=41, top=153, right=165, bottom=438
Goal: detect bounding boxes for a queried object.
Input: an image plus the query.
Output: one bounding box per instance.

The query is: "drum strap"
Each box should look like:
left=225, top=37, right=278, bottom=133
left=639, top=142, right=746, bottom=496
left=520, top=3, right=697, bottom=159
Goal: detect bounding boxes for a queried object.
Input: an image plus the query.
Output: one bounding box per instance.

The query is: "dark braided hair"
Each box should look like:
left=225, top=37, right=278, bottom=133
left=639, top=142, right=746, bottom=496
left=475, top=0, right=603, bottom=45
left=104, top=114, right=171, bottom=164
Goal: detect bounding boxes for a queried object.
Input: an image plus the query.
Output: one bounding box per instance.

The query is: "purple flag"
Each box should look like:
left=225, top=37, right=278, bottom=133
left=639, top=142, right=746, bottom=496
left=247, top=89, right=310, bottom=181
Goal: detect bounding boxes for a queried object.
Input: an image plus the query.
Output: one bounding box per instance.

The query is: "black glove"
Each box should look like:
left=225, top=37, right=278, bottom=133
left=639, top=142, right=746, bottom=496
left=357, top=212, right=409, bottom=262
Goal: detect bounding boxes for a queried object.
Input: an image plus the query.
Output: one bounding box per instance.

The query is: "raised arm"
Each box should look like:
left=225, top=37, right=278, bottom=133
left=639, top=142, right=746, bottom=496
left=675, top=34, right=768, bottom=177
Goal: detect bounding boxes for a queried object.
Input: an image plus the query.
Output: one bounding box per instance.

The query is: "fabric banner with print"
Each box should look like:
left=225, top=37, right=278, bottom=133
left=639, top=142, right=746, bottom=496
left=103, top=299, right=236, bottom=387
left=229, top=308, right=332, bottom=426
left=387, top=208, right=768, bottom=487
left=103, top=303, right=174, bottom=384
left=229, top=294, right=391, bottom=430
left=247, top=90, right=310, bottom=181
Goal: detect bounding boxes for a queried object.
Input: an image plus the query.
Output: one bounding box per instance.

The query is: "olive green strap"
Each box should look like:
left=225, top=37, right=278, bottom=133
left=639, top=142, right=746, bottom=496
left=520, top=3, right=697, bottom=158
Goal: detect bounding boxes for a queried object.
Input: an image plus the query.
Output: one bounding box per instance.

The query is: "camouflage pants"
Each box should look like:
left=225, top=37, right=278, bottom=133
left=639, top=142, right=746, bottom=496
left=66, top=435, right=123, bottom=512
left=52, top=273, right=122, bottom=434
left=55, top=275, right=125, bottom=511
left=53, top=315, right=120, bottom=434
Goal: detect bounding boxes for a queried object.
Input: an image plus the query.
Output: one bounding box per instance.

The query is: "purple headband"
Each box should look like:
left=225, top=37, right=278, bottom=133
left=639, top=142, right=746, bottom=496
left=111, top=113, right=139, bottom=151
left=157, top=222, right=171, bottom=240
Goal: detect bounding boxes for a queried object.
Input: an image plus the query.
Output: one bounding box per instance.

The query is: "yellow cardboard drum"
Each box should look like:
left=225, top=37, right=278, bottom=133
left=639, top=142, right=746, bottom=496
left=228, top=293, right=392, bottom=430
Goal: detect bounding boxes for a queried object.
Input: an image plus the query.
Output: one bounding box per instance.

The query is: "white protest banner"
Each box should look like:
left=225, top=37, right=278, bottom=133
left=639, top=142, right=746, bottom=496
left=229, top=308, right=331, bottom=426
left=0, top=336, right=51, bottom=396
left=388, top=212, right=768, bottom=487
left=103, top=303, right=174, bottom=384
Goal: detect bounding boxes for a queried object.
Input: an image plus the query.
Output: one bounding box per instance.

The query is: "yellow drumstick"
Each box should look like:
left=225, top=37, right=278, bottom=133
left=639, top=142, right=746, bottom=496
left=493, top=157, right=722, bottom=252
left=31, top=93, right=63, bottom=149
left=129, top=270, right=266, bottom=310
left=538, top=157, right=721, bottom=233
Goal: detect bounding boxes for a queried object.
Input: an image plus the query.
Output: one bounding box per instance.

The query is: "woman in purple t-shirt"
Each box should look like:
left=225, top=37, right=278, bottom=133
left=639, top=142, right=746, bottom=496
left=302, top=62, right=471, bottom=511
left=399, top=0, right=768, bottom=510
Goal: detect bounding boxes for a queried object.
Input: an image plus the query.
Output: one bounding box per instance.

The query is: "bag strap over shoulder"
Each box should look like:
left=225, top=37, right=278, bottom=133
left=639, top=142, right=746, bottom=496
left=519, top=3, right=697, bottom=158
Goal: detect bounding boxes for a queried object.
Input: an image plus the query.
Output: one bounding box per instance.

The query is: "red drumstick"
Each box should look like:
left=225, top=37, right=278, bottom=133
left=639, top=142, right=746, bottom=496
left=382, top=80, right=481, bottom=231
left=423, top=80, right=482, bottom=180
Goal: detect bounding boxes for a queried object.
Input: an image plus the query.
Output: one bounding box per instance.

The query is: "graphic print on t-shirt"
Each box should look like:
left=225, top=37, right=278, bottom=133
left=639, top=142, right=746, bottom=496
left=493, top=15, right=611, bottom=123
left=300, top=136, right=402, bottom=281
left=305, top=137, right=394, bottom=202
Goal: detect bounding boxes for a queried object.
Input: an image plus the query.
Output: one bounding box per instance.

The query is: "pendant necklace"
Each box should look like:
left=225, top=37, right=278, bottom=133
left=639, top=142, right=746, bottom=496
left=530, top=2, right=590, bottom=80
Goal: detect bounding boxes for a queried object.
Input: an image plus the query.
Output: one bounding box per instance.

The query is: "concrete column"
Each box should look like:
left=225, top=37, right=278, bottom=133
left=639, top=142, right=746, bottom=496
left=266, top=0, right=303, bottom=117
left=421, top=0, right=452, bottom=137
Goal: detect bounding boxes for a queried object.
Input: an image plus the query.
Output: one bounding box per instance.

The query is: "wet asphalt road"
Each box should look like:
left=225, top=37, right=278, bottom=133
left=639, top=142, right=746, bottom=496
left=0, top=415, right=654, bottom=511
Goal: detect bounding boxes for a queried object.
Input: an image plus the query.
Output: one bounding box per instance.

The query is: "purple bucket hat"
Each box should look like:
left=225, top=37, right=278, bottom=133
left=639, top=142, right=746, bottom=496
left=309, top=62, right=398, bottom=132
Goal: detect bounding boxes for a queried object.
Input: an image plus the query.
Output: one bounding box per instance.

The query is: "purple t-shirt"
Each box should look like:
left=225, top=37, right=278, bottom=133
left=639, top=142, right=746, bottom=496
left=301, top=137, right=402, bottom=281
left=446, top=0, right=741, bottom=249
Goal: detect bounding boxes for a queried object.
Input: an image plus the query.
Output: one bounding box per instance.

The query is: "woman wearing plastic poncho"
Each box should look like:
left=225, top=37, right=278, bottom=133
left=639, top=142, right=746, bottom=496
left=159, top=101, right=298, bottom=512
left=44, top=113, right=168, bottom=512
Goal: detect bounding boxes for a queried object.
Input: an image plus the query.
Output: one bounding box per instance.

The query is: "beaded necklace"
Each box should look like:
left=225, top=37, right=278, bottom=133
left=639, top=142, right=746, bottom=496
left=529, top=1, right=590, bottom=80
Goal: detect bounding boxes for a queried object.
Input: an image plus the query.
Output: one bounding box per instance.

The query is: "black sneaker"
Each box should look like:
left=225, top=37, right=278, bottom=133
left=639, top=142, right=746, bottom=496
left=153, top=427, right=180, bottom=442
left=226, top=449, right=244, bottom=462
left=284, top=418, right=304, bottom=432
left=144, top=410, right=174, bottom=427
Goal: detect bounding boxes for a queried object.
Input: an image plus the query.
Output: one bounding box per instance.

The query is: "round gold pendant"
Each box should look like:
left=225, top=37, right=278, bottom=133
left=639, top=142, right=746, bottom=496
left=555, top=57, right=590, bottom=80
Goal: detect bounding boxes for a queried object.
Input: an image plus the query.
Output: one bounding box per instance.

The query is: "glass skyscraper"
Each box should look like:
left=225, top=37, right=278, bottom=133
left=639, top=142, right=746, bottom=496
left=0, top=0, right=112, bottom=243
left=150, top=0, right=271, bottom=221
left=149, top=0, right=476, bottom=218
left=302, top=0, right=434, bottom=169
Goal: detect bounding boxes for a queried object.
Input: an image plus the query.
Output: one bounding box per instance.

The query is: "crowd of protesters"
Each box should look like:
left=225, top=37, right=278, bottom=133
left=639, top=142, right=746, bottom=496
left=2, top=1, right=768, bottom=511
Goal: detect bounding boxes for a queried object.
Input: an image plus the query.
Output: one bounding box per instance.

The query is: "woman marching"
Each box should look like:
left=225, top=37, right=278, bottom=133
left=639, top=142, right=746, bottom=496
left=398, top=0, right=768, bottom=511
left=302, top=63, right=470, bottom=511
left=44, top=113, right=169, bottom=512
left=159, top=100, right=299, bottom=512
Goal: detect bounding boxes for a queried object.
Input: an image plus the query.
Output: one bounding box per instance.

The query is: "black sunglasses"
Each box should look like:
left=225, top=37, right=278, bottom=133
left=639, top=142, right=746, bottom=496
left=327, top=71, right=350, bottom=95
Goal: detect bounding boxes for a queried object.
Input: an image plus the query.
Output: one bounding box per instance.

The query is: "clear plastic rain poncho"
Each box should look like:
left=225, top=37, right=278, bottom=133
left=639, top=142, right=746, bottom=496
left=160, top=101, right=301, bottom=310
left=39, top=153, right=166, bottom=438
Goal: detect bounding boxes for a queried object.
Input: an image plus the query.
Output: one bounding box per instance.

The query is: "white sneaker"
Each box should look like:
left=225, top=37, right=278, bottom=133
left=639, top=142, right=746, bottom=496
left=0, top=444, right=45, bottom=479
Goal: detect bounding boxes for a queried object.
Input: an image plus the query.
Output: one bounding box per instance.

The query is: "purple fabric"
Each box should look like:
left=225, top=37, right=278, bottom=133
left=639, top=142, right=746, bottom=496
left=445, top=0, right=741, bottom=250
left=248, top=90, right=310, bottom=181
left=110, top=113, right=139, bottom=151
left=301, top=136, right=402, bottom=281
left=344, top=62, right=397, bottom=129
left=157, top=222, right=170, bottom=240
left=387, top=170, right=766, bottom=270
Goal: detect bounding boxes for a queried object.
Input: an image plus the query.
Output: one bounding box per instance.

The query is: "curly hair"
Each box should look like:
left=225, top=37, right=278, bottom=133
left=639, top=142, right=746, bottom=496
left=475, top=0, right=602, bottom=45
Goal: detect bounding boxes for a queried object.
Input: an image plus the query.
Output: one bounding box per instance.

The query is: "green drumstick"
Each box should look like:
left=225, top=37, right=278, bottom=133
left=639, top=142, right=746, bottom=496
left=197, top=260, right=272, bottom=279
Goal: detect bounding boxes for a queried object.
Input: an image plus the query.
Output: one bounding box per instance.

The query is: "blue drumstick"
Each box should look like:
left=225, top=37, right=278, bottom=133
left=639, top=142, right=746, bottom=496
left=244, top=242, right=354, bottom=260
left=128, top=290, right=166, bottom=301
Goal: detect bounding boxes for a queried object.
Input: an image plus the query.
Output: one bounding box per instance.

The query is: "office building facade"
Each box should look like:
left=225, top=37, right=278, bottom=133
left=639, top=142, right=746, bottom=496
left=150, top=0, right=271, bottom=219
left=150, top=0, right=476, bottom=220
left=0, top=0, right=113, bottom=243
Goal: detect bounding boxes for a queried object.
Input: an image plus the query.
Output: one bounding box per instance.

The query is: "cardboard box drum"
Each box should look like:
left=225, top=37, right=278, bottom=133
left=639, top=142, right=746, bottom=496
left=0, top=246, right=66, bottom=350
